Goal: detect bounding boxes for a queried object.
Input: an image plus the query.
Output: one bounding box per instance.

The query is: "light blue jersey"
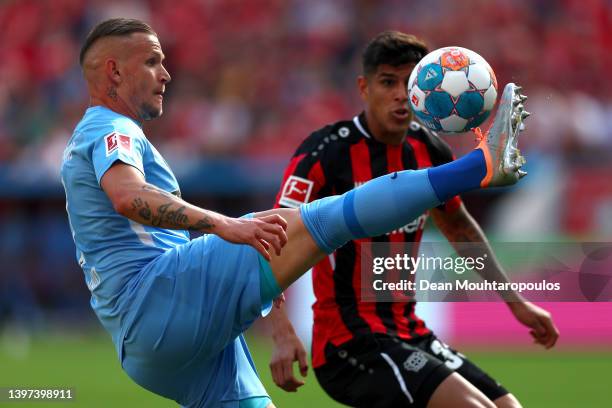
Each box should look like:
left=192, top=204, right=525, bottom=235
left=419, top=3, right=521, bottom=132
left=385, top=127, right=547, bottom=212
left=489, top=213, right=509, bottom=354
left=61, top=106, right=272, bottom=407
left=60, top=106, right=189, bottom=352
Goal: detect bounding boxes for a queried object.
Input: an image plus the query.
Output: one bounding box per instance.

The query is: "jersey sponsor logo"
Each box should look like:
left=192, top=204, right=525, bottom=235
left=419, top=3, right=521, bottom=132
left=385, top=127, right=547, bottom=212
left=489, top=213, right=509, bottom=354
left=387, top=213, right=428, bottom=235
left=403, top=351, right=428, bottom=372
left=105, top=132, right=132, bottom=156
left=279, top=175, right=314, bottom=208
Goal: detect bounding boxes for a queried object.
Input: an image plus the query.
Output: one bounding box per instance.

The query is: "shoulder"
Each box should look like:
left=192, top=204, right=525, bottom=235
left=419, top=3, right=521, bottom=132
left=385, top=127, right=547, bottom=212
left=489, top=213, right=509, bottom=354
left=294, top=117, right=365, bottom=160
left=406, top=121, right=454, bottom=164
left=78, top=107, right=146, bottom=142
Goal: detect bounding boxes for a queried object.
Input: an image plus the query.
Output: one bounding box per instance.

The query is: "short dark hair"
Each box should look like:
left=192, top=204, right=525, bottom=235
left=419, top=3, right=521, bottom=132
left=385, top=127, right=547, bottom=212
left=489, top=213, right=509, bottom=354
left=362, top=31, right=429, bottom=76
left=79, top=18, right=157, bottom=66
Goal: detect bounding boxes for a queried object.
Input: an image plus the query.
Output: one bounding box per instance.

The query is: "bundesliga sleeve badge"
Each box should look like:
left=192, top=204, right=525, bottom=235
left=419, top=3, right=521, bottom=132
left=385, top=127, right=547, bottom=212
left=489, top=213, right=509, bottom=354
left=279, top=175, right=314, bottom=208
left=105, top=132, right=132, bottom=156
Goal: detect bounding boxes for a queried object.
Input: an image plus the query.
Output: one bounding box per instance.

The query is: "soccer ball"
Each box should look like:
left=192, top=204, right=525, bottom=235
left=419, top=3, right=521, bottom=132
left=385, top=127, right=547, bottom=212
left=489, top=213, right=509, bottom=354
left=408, top=46, right=498, bottom=133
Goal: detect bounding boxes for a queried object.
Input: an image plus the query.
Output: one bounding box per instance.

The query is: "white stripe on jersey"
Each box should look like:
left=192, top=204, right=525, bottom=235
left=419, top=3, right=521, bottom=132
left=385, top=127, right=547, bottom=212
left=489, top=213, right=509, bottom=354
left=129, top=220, right=155, bottom=247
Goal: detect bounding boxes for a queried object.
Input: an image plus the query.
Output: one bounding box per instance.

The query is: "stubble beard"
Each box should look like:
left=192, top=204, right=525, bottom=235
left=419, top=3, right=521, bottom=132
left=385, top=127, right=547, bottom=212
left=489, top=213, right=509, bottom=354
left=141, top=102, right=163, bottom=121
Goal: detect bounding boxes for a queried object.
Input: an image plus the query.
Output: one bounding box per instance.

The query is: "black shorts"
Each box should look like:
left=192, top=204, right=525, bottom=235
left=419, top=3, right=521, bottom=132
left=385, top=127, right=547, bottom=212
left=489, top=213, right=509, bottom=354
left=314, top=333, right=508, bottom=408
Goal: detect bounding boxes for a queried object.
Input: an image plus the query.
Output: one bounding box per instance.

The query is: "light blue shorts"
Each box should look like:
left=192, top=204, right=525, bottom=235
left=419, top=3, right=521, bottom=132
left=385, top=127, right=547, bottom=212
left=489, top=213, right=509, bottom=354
left=119, top=232, right=279, bottom=407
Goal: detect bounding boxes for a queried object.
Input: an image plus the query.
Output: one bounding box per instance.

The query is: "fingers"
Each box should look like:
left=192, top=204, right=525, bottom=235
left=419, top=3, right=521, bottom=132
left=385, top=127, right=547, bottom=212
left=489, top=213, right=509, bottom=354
left=273, top=293, right=286, bottom=309
left=261, top=214, right=289, bottom=231
left=253, top=239, right=272, bottom=262
left=253, top=220, right=288, bottom=256
left=532, top=319, right=547, bottom=338
left=282, top=360, right=304, bottom=391
left=256, top=231, right=282, bottom=257
left=244, top=215, right=289, bottom=260
left=529, top=320, right=547, bottom=346
left=260, top=222, right=289, bottom=248
left=529, top=315, right=560, bottom=349
left=538, top=315, right=560, bottom=349
left=270, top=361, right=283, bottom=389
left=270, top=358, right=305, bottom=392
left=298, top=348, right=309, bottom=377
left=252, top=233, right=280, bottom=261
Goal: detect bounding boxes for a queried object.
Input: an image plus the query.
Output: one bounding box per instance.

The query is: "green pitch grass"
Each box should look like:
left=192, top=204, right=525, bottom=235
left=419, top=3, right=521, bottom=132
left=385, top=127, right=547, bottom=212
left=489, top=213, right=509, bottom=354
left=0, top=329, right=608, bottom=407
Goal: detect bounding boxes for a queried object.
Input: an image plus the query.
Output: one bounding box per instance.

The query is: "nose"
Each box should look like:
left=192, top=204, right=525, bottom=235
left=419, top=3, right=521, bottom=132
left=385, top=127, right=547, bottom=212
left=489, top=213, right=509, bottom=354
left=395, top=83, right=408, bottom=102
left=161, top=65, right=171, bottom=84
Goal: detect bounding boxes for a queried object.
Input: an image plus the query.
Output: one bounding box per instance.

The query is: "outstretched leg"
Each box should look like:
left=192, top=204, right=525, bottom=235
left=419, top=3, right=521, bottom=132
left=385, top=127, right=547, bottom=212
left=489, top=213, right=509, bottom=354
left=257, top=83, right=528, bottom=290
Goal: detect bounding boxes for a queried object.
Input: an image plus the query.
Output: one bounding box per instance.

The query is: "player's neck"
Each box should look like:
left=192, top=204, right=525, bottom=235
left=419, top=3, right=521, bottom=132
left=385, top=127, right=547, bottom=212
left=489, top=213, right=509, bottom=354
left=89, top=94, right=142, bottom=123
left=364, top=112, right=404, bottom=146
left=372, top=132, right=404, bottom=145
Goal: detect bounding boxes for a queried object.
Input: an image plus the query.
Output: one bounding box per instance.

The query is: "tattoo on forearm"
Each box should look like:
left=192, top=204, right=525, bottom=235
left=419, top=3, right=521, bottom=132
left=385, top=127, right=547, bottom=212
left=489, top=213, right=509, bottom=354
left=189, top=216, right=215, bottom=231
left=139, top=202, right=152, bottom=221
left=152, top=203, right=189, bottom=227
left=131, top=184, right=215, bottom=231
left=131, top=197, right=152, bottom=221
left=132, top=198, right=143, bottom=210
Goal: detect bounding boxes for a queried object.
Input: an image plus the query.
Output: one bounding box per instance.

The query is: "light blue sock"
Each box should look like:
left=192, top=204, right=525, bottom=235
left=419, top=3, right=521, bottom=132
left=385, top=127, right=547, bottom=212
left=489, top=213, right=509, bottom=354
left=300, top=168, right=441, bottom=253
left=300, top=151, right=488, bottom=254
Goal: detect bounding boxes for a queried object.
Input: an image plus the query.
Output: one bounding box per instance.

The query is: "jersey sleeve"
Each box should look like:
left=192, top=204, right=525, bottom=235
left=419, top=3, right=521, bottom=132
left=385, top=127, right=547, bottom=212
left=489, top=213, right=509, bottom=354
left=92, top=129, right=147, bottom=185
left=274, top=132, right=330, bottom=209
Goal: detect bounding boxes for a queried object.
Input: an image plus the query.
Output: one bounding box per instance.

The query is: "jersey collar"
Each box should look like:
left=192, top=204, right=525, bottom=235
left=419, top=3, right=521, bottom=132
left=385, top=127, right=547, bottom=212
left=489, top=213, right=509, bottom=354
left=87, top=105, right=144, bottom=128
left=353, top=112, right=372, bottom=139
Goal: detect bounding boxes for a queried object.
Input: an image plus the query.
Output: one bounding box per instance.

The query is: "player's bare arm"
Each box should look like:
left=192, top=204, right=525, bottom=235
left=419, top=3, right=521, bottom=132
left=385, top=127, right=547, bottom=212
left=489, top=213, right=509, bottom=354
left=431, top=204, right=559, bottom=349
left=431, top=203, right=518, bottom=295
left=267, top=304, right=308, bottom=392
left=101, top=162, right=288, bottom=261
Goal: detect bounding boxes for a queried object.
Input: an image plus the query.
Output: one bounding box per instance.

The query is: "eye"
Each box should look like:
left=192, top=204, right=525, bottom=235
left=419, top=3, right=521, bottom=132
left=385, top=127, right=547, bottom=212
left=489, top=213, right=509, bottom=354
left=381, top=79, right=394, bottom=86
left=146, top=58, right=157, bottom=66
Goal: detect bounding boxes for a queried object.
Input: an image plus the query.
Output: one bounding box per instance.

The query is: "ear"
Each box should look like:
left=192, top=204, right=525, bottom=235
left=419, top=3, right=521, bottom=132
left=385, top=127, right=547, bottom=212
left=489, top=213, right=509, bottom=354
left=104, top=58, right=122, bottom=85
left=357, top=75, right=369, bottom=102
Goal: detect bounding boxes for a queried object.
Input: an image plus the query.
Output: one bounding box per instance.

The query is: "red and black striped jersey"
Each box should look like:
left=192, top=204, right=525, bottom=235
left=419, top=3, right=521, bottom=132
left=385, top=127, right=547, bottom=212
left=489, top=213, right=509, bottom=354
left=274, top=113, right=462, bottom=368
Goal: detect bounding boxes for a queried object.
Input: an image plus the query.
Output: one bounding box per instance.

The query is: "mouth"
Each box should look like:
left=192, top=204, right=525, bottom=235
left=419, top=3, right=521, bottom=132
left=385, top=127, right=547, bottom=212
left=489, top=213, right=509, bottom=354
left=392, top=107, right=410, bottom=121
left=154, top=90, right=165, bottom=100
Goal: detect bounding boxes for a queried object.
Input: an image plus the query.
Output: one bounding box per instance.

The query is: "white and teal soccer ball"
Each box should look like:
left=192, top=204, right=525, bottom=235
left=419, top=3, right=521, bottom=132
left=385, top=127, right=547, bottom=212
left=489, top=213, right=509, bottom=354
left=408, top=46, right=498, bottom=133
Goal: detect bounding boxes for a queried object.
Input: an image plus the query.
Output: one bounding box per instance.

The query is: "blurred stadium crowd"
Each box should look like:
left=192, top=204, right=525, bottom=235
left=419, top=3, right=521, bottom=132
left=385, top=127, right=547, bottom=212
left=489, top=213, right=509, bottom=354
left=1, top=0, right=611, bottom=165
left=0, top=0, right=611, bottom=328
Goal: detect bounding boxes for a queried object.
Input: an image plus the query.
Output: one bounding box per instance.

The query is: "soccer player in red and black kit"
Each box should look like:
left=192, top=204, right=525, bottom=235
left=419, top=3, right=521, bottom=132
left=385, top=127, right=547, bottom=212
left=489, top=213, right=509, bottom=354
left=267, top=31, right=559, bottom=408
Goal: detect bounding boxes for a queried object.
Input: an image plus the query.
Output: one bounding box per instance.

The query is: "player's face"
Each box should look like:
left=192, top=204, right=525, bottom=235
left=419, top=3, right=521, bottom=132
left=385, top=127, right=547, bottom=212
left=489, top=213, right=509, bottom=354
left=120, top=33, right=171, bottom=121
left=358, top=63, right=415, bottom=142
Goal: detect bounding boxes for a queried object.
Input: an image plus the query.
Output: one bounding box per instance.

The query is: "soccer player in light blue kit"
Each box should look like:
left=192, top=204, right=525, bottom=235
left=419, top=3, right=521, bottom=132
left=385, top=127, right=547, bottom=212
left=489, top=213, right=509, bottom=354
left=61, top=18, right=532, bottom=408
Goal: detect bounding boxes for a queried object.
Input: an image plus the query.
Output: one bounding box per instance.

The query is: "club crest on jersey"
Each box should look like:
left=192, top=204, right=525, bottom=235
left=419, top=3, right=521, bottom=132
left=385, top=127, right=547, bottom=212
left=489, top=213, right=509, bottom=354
left=105, top=132, right=132, bottom=156
left=279, top=175, right=314, bottom=208
left=404, top=351, right=428, bottom=372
